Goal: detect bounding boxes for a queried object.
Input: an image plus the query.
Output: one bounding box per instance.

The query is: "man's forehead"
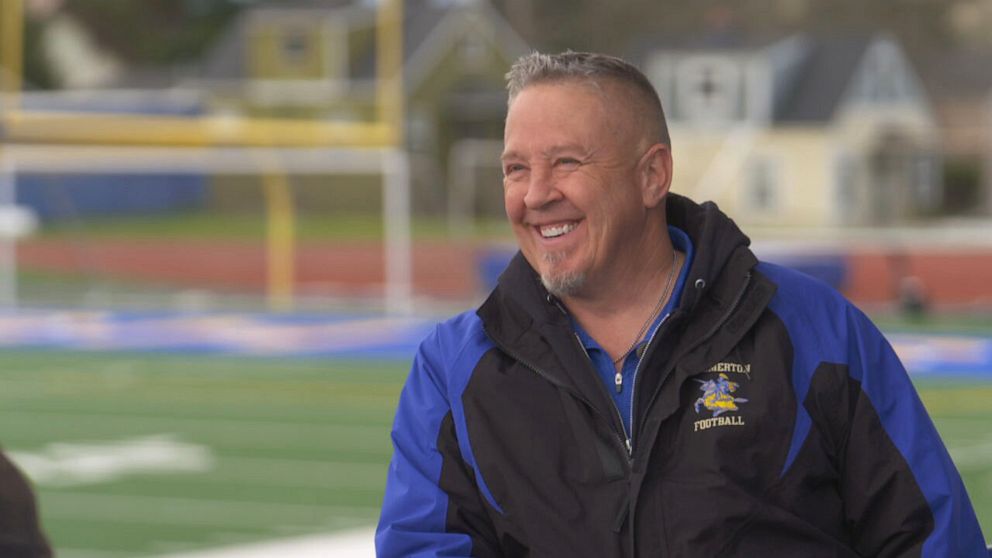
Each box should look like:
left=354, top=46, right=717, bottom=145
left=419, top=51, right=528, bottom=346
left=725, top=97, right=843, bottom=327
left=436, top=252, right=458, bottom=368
left=504, top=83, right=609, bottom=134
left=503, top=81, right=642, bottom=155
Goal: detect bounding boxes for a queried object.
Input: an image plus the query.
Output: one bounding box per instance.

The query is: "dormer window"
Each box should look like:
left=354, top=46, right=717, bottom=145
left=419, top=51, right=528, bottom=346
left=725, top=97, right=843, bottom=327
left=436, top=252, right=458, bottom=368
left=676, top=55, right=743, bottom=123
left=245, top=12, right=353, bottom=86
left=282, top=28, right=312, bottom=65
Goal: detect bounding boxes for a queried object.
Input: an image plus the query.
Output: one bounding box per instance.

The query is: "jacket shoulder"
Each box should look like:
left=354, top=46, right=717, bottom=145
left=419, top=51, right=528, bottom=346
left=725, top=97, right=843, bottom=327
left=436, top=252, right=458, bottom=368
left=757, top=261, right=874, bottom=352
left=415, top=310, right=496, bottom=395
left=758, top=261, right=852, bottom=318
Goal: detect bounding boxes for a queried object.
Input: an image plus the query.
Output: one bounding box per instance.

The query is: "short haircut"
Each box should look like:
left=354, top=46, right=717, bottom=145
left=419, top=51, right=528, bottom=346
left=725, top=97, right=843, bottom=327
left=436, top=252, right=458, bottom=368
left=505, top=51, right=670, bottom=146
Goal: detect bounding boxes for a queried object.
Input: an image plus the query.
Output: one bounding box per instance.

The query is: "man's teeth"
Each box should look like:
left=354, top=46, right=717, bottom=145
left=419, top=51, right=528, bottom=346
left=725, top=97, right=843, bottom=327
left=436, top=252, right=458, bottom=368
left=540, top=223, right=577, bottom=238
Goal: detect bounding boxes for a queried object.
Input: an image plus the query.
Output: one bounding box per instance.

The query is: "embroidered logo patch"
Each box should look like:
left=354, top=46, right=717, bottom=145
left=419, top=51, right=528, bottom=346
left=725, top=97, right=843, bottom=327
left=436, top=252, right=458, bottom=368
left=693, top=373, right=748, bottom=431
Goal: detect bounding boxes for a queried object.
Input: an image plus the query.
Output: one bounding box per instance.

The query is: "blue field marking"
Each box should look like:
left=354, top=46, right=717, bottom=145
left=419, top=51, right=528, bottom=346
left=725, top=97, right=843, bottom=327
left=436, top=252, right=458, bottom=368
left=0, top=309, right=436, bottom=360
left=888, top=332, right=992, bottom=378
left=0, top=309, right=990, bottom=374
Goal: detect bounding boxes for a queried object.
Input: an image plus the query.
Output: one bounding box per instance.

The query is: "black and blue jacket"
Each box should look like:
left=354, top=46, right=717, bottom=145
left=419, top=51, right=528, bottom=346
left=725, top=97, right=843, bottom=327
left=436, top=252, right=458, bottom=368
left=377, top=194, right=987, bottom=557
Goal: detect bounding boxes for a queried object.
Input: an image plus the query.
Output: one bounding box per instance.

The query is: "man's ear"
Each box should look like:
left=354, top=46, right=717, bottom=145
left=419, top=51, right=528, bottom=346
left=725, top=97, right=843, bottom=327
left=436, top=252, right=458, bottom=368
left=640, top=143, right=673, bottom=208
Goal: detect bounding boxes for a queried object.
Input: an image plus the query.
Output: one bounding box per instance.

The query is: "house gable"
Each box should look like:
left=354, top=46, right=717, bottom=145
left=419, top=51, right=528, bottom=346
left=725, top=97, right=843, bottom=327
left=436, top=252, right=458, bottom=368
left=839, top=36, right=931, bottom=116
left=404, top=1, right=529, bottom=97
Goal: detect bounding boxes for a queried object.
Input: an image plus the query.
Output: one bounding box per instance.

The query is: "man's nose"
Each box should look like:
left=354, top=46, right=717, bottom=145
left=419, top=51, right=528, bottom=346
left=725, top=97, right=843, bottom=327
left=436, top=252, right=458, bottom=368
left=522, top=166, right=561, bottom=209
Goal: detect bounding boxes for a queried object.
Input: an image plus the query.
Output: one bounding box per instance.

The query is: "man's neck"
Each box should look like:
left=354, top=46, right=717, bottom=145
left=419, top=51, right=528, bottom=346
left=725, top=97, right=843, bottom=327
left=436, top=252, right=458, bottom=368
left=562, top=236, right=681, bottom=362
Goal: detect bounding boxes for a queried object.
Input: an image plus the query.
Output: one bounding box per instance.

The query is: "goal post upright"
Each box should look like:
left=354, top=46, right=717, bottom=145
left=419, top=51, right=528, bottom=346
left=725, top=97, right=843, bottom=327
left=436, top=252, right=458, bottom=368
left=0, top=0, right=413, bottom=315
left=376, top=0, right=412, bottom=315
left=0, top=0, right=23, bottom=105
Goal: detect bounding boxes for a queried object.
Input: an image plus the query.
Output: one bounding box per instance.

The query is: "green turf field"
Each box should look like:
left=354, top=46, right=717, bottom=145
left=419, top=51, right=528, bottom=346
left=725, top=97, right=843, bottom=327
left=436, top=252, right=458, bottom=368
left=0, top=350, right=989, bottom=556
left=0, top=351, right=407, bottom=557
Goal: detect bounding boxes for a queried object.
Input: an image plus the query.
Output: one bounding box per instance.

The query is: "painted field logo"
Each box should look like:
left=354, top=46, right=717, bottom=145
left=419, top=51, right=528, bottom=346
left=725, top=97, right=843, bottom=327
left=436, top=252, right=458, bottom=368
left=693, top=373, right=748, bottom=431
left=7, top=434, right=214, bottom=486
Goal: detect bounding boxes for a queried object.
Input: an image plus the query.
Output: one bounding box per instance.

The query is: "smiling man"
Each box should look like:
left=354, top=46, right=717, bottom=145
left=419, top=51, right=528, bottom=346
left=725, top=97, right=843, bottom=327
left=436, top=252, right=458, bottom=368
left=376, top=52, right=987, bottom=557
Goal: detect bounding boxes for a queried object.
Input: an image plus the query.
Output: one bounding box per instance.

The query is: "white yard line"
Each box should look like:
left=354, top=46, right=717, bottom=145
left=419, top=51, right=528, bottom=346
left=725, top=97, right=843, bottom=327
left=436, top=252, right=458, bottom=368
left=57, top=549, right=136, bottom=558
left=0, top=409, right=388, bottom=437
left=173, top=456, right=388, bottom=488
left=8, top=433, right=389, bottom=490
left=948, top=438, right=992, bottom=470
left=39, top=491, right=378, bottom=527
left=149, top=528, right=376, bottom=558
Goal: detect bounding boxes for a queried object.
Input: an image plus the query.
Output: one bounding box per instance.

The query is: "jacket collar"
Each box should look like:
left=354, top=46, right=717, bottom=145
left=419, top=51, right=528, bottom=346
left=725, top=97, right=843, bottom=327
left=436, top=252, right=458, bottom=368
left=666, top=193, right=754, bottom=313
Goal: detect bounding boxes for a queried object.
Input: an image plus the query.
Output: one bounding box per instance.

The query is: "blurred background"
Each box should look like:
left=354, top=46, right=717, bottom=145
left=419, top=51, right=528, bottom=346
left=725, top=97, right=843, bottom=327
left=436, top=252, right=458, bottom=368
left=1, top=0, right=991, bottom=555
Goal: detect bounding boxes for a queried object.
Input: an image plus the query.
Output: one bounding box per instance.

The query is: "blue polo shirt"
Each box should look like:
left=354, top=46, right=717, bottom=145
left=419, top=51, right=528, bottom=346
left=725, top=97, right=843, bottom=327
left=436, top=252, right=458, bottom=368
left=572, top=226, right=694, bottom=441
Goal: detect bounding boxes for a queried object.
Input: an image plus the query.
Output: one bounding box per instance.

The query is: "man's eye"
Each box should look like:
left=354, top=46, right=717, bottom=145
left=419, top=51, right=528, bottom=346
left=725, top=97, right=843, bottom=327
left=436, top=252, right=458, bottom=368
left=504, top=164, right=525, bottom=176
left=556, top=158, right=580, bottom=168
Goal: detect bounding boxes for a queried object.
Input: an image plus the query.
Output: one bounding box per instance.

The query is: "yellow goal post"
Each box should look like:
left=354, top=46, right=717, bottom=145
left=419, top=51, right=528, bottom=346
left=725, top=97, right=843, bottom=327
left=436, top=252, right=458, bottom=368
left=0, top=0, right=412, bottom=314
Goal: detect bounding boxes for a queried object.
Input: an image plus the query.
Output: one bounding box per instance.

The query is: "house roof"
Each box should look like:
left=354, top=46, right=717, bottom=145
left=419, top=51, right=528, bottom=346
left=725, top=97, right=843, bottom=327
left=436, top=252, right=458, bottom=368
left=194, top=0, right=528, bottom=91
left=352, top=0, right=529, bottom=91
left=773, top=35, right=873, bottom=122
left=627, top=30, right=784, bottom=56
left=347, top=0, right=453, bottom=81
left=196, top=13, right=250, bottom=81
left=632, top=31, right=894, bottom=124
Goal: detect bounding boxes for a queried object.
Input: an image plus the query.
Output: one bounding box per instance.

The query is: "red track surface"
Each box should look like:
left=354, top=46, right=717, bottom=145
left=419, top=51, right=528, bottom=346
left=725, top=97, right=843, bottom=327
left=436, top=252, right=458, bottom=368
left=17, top=239, right=483, bottom=300
left=847, top=250, right=992, bottom=307
left=16, top=239, right=992, bottom=308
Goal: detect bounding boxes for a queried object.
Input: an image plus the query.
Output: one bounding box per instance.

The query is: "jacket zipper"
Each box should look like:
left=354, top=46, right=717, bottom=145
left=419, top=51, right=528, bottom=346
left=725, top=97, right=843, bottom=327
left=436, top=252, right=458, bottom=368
left=483, top=328, right=633, bottom=461
left=623, top=272, right=754, bottom=557
left=573, top=333, right=634, bottom=458
left=626, top=311, right=673, bottom=450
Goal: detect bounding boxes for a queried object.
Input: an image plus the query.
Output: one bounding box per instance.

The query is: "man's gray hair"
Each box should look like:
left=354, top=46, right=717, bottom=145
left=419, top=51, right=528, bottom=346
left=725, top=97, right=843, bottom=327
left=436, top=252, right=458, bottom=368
left=505, top=51, right=670, bottom=145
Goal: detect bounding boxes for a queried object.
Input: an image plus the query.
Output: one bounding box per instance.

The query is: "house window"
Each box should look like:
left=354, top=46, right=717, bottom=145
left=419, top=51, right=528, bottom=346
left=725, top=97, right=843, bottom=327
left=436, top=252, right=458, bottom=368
left=913, top=154, right=940, bottom=210
left=281, top=27, right=312, bottom=65
left=745, top=157, right=780, bottom=213
left=676, top=56, right=742, bottom=123
left=833, top=153, right=861, bottom=223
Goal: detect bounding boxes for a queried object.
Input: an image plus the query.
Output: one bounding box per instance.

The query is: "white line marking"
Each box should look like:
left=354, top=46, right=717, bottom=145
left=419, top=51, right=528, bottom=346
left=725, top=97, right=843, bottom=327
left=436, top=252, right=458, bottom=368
left=948, top=438, right=992, bottom=470
left=0, top=410, right=389, bottom=440
left=38, top=491, right=378, bottom=527
left=56, top=548, right=136, bottom=558
left=148, top=528, right=377, bottom=558
left=9, top=434, right=213, bottom=487
left=183, top=456, right=387, bottom=488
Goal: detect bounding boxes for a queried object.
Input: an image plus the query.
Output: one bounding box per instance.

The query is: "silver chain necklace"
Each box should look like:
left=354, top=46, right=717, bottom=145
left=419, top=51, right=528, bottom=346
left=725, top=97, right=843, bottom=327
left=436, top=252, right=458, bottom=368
left=611, top=249, right=681, bottom=366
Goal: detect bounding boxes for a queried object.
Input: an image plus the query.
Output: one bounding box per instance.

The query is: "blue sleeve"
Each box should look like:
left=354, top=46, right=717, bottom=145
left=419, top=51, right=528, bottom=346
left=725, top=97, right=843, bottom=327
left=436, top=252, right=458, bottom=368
left=843, top=308, right=987, bottom=557
left=762, top=261, right=987, bottom=555
left=375, top=322, right=500, bottom=557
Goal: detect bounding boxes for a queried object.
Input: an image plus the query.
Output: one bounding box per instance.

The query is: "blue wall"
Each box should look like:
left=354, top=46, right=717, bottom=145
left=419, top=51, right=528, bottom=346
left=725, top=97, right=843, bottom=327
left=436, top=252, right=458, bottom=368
left=16, top=174, right=207, bottom=221
left=13, top=94, right=208, bottom=221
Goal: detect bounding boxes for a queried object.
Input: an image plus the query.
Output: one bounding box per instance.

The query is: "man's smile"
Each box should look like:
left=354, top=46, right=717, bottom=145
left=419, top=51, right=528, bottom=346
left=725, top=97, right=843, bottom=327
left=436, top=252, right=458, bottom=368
left=538, top=221, right=579, bottom=239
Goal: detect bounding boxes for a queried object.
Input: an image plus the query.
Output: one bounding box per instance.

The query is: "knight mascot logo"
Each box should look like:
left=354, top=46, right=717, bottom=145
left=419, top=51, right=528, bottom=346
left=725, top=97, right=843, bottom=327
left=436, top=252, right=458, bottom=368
left=693, top=373, right=748, bottom=431
left=694, top=373, right=748, bottom=416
